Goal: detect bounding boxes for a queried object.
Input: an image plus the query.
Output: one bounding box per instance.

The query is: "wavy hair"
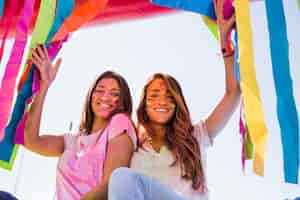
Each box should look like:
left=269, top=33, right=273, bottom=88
left=137, top=73, right=205, bottom=190
left=79, top=70, right=133, bottom=134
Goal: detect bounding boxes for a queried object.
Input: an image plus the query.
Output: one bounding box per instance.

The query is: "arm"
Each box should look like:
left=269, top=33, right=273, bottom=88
left=204, top=0, right=241, bottom=138
left=24, top=45, right=64, bottom=157
left=81, top=133, right=134, bottom=200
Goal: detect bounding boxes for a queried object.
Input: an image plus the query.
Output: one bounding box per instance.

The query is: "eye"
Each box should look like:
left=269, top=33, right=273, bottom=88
left=147, top=93, right=159, bottom=99
left=166, top=94, right=175, bottom=102
left=94, top=89, right=104, bottom=94
left=111, top=92, right=120, bottom=97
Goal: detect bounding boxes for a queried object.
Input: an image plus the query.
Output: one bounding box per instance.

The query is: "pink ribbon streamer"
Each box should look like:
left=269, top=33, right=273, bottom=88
left=0, top=0, right=19, bottom=63
left=0, top=0, right=35, bottom=142
left=239, top=98, right=246, bottom=171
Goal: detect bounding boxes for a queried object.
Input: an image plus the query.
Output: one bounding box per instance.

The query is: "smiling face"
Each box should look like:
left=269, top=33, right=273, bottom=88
left=91, top=78, right=121, bottom=120
left=145, top=78, right=176, bottom=125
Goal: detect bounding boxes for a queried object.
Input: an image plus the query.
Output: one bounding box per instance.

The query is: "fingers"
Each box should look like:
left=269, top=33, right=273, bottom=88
left=31, top=49, right=43, bottom=70
left=42, top=45, right=50, bottom=61
left=213, top=0, right=224, bottom=20
left=31, top=44, right=50, bottom=69
left=228, top=13, right=236, bottom=28
left=36, top=45, right=46, bottom=60
left=213, top=0, right=218, bottom=18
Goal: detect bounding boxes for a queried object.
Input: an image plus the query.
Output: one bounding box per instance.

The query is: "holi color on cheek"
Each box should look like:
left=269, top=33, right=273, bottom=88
left=145, top=79, right=176, bottom=124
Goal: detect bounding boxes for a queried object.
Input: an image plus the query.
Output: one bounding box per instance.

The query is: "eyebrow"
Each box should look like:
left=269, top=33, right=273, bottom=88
left=148, top=89, right=161, bottom=92
left=96, top=85, right=120, bottom=91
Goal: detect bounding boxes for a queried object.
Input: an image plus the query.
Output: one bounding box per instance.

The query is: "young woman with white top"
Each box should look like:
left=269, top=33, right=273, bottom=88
left=108, top=0, right=240, bottom=199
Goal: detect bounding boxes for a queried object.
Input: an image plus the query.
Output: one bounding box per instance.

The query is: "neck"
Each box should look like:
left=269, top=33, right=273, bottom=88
left=91, top=117, right=108, bottom=133
left=149, top=123, right=167, bottom=148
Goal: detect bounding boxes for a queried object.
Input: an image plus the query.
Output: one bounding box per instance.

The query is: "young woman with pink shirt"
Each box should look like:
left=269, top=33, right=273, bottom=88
left=24, top=46, right=137, bottom=200
left=108, top=0, right=240, bottom=199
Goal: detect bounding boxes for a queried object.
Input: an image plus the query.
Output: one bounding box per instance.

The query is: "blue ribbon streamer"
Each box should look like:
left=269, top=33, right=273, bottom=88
left=265, top=0, right=299, bottom=184
left=233, top=30, right=240, bottom=81
left=0, top=0, right=4, bottom=20
left=151, top=0, right=216, bottom=19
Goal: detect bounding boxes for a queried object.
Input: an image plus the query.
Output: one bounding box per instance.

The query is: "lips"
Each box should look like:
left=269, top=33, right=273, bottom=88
left=95, top=102, right=113, bottom=110
left=153, top=108, right=171, bottom=112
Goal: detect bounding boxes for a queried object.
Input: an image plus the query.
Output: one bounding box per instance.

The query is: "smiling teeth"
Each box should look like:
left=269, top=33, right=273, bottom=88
left=97, top=102, right=110, bottom=108
left=154, top=108, right=168, bottom=112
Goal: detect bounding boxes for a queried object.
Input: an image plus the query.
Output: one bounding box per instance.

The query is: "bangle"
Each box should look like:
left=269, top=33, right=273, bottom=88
left=221, top=42, right=235, bottom=57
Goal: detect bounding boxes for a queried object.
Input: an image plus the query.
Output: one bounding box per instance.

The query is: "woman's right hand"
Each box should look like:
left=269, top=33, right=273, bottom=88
left=31, top=45, right=62, bottom=89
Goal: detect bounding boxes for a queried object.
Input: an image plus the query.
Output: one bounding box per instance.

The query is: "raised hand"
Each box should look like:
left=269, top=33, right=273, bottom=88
left=31, top=45, right=62, bottom=89
left=213, top=0, right=236, bottom=46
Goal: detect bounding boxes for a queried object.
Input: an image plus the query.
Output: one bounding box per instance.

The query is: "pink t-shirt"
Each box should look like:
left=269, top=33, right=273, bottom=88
left=56, top=113, right=137, bottom=200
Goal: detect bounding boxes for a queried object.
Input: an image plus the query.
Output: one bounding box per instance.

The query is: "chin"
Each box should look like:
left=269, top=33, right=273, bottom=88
left=95, top=111, right=113, bottom=120
left=151, top=117, right=173, bottom=125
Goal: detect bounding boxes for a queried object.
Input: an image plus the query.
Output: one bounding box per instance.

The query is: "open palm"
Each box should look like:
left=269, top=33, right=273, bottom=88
left=213, top=0, right=236, bottom=44
left=31, top=45, right=62, bottom=89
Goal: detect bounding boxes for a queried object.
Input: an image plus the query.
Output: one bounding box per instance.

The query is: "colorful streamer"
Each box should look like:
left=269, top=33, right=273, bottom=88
left=0, top=0, right=4, bottom=20
left=151, top=0, right=216, bottom=19
left=265, top=0, right=299, bottom=184
left=52, top=0, right=108, bottom=42
left=13, top=0, right=74, bottom=145
left=0, top=0, right=35, bottom=170
left=202, top=16, right=218, bottom=40
left=239, top=98, right=254, bottom=171
left=0, top=0, right=56, bottom=168
left=0, top=0, right=35, bottom=142
left=0, top=0, right=18, bottom=63
left=234, top=0, right=268, bottom=176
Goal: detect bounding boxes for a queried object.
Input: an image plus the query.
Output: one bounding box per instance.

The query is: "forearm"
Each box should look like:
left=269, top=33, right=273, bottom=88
left=223, top=53, right=240, bottom=95
left=81, top=182, right=108, bottom=200
left=24, top=86, right=48, bottom=148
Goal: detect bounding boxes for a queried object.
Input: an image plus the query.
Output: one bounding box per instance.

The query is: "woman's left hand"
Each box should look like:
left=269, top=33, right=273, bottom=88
left=213, top=0, right=236, bottom=46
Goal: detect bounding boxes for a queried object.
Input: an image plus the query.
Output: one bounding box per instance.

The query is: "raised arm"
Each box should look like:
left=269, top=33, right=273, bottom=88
left=205, top=0, right=241, bottom=138
left=24, top=45, right=64, bottom=157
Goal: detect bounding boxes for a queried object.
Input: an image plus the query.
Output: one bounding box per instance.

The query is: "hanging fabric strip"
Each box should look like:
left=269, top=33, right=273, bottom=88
left=0, top=0, right=35, bottom=142
left=265, top=0, right=299, bottom=184
left=51, top=0, right=109, bottom=42
left=234, top=0, right=268, bottom=176
left=151, top=0, right=216, bottom=19
left=0, top=0, right=18, bottom=63
left=202, top=16, right=219, bottom=40
left=13, top=0, right=75, bottom=145
left=0, top=145, right=18, bottom=170
left=0, top=0, right=4, bottom=20
left=233, top=30, right=240, bottom=81
left=0, top=0, right=35, bottom=170
left=46, top=0, right=75, bottom=42
left=245, top=123, right=253, bottom=160
left=0, top=0, right=56, bottom=166
left=239, top=98, right=247, bottom=171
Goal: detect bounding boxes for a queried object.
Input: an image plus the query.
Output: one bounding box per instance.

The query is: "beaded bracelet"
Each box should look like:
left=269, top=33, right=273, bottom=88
left=221, top=42, right=235, bottom=57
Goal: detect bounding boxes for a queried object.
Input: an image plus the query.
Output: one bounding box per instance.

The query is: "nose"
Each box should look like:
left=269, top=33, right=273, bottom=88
left=158, top=96, right=168, bottom=106
left=98, top=92, right=111, bottom=101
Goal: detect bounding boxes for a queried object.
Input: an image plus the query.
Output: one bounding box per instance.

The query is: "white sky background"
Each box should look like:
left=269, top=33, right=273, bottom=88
left=0, top=1, right=300, bottom=199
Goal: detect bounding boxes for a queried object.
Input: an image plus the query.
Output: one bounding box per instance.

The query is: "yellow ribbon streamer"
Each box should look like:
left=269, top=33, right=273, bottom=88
left=234, top=0, right=268, bottom=176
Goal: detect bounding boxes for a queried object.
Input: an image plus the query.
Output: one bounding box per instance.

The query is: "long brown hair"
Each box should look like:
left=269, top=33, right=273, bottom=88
left=80, top=71, right=133, bottom=134
left=137, top=73, right=205, bottom=190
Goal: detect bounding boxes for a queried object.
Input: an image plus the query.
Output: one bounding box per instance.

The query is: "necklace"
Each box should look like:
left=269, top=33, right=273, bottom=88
left=75, top=129, right=103, bottom=159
